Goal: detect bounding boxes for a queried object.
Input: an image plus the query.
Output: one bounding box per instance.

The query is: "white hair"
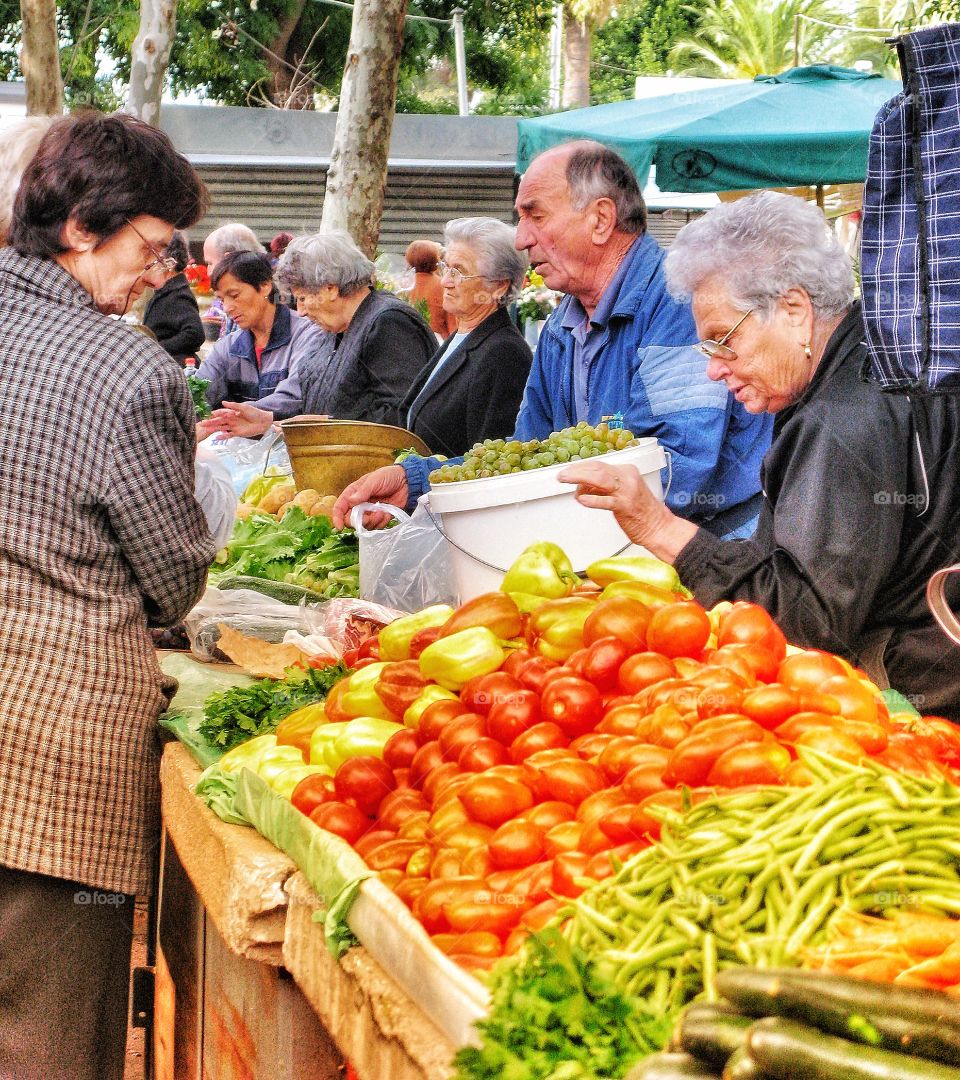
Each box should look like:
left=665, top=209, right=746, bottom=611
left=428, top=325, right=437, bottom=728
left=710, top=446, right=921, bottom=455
left=0, top=117, right=56, bottom=245
left=444, top=217, right=528, bottom=303
left=277, top=230, right=374, bottom=296
left=665, top=191, right=855, bottom=320
left=204, top=222, right=265, bottom=260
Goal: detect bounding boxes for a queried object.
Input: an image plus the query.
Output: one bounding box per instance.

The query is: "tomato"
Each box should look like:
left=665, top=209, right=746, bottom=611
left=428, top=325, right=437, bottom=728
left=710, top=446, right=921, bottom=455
left=577, top=637, right=634, bottom=690
left=646, top=601, right=711, bottom=659
left=818, top=675, right=881, bottom=725
left=393, top=876, right=430, bottom=907
left=576, top=786, right=630, bottom=825
left=621, top=761, right=669, bottom=802
left=409, top=624, right=443, bottom=659
left=583, top=598, right=651, bottom=651
left=707, top=742, right=791, bottom=786
left=831, top=717, right=888, bottom=755
left=461, top=845, right=493, bottom=878
left=503, top=928, right=530, bottom=955
left=598, top=736, right=648, bottom=781
left=597, top=703, right=647, bottom=736
left=782, top=759, right=816, bottom=786
left=486, top=689, right=541, bottom=745
left=777, top=650, right=847, bottom=693
left=353, top=829, right=397, bottom=858
left=459, top=774, right=535, bottom=827
left=438, top=713, right=488, bottom=762
left=426, top=798, right=470, bottom=842
left=414, top=877, right=485, bottom=934
left=552, top=850, right=591, bottom=897
left=290, top=773, right=337, bottom=817
left=618, top=652, right=677, bottom=694
left=449, top=953, right=499, bottom=973
left=409, top=741, right=445, bottom=787
left=429, top=847, right=468, bottom=879
left=793, top=727, right=866, bottom=763
left=696, top=681, right=745, bottom=720
left=376, top=788, right=429, bottom=830
left=711, top=643, right=779, bottom=683
left=483, top=763, right=539, bottom=787
left=522, top=800, right=576, bottom=830
left=432, top=773, right=472, bottom=806
left=614, top=743, right=671, bottom=783
left=334, top=756, right=396, bottom=817
left=502, top=648, right=537, bottom=679
left=309, top=801, right=371, bottom=846
left=718, top=602, right=787, bottom=661
left=536, top=757, right=606, bottom=806
left=516, top=655, right=561, bottom=694
left=502, top=861, right=553, bottom=905
left=543, top=820, right=584, bottom=857
left=430, top=931, right=502, bottom=958
left=382, top=728, right=421, bottom=771
left=509, top=722, right=569, bottom=762
left=489, top=819, right=545, bottom=869
left=577, top=818, right=617, bottom=854
left=397, top=813, right=430, bottom=843
left=628, top=790, right=691, bottom=843
left=443, top=895, right=524, bottom=938
left=420, top=761, right=462, bottom=804
left=523, top=748, right=577, bottom=768
left=741, top=685, right=803, bottom=730
left=541, top=676, right=604, bottom=738
left=636, top=707, right=692, bottom=749
left=460, top=671, right=523, bottom=715
left=363, top=839, right=427, bottom=872
left=443, top=822, right=496, bottom=851
left=521, top=897, right=566, bottom=932
left=586, top=842, right=646, bottom=882
left=418, top=699, right=469, bottom=742
left=597, top=804, right=643, bottom=844
left=570, top=732, right=617, bottom=759
left=664, top=718, right=768, bottom=786
left=458, top=737, right=509, bottom=773
left=774, top=712, right=840, bottom=742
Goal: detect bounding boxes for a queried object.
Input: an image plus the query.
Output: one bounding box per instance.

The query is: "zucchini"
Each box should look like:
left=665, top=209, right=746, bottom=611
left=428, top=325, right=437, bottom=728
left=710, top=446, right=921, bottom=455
left=674, top=1004, right=753, bottom=1069
left=214, top=575, right=327, bottom=605
left=721, top=1047, right=765, bottom=1080
left=747, top=1017, right=960, bottom=1080
left=716, top=968, right=960, bottom=1064
left=624, top=1051, right=721, bottom=1080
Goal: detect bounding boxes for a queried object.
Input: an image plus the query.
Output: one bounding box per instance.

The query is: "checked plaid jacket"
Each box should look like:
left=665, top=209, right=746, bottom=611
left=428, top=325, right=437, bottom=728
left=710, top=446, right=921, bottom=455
left=0, top=248, right=215, bottom=895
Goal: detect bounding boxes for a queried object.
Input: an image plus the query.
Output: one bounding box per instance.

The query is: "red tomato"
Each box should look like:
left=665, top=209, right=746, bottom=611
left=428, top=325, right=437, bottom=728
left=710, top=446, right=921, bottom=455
left=489, top=819, right=545, bottom=869
left=793, top=727, right=867, bottom=763
left=621, top=760, right=670, bottom=801
left=541, top=676, right=604, bottom=738
left=461, top=845, right=493, bottom=878
left=646, top=602, right=711, bottom=659
left=502, top=649, right=537, bottom=679
left=782, top=759, right=816, bottom=786
left=503, top=860, right=553, bottom=905
left=290, top=773, right=337, bottom=817
left=718, top=602, right=787, bottom=660
left=702, top=648, right=759, bottom=687
left=516, top=655, right=561, bottom=694
left=438, top=713, right=488, bottom=762
left=443, top=895, right=525, bottom=938
left=831, top=717, right=888, bottom=755
left=696, top=681, right=745, bottom=720
left=432, top=773, right=472, bottom=806
left=487, top=689, right=541, bottom=745
left=552, top=850, right=591, bottom=897
left=459, top=774, right=535, bottom=827
left=777, top=651, right=848, bottom=693
left=448, top=953, right=499, bottom=973
left=429, top=848, right=468, bottom=879
left=521, top=897, right=566, bottom=932
left=458, top=737, right=509, bottom=773
left=583, top=598, right=651, bottom=651
left=353, top=828, right=397, bottom=858
left=426, top=798, right=470, bottom=842
left=334, top=756, right=396, bottom=816
left=309, top=801, right=371, bottom=846
left=393, top=876, right=430, bottom=908
left=509, top=722, right=570, bottom=762
left=577, top=817, right=617, bottom=854
left=586, top=842, right=646, bottom=882
left=577, top=637, right=634, bottom=690
left=576, top=786, right=630, bottom=825
left=443, top=822, right=496, bottom=851
left=597, top=804, right=644, bottom=845
left=774, top=711, right=840, bottom=742
left=376, top=789, right=429, bottom=830
left=409, top=741, right=445, bottom=787
left=570, top=732, right=617, bottom=759
left=536, top=757, right=606, bottom=806
left=543, top=820, right=584, bottom=857
left=503, top=928, right=530, bottom=955
left=598, top=736, right=648, bottom=782
left=418, top=699, right=469, bottom=742
left=414, top=877, right=485, bottom=934
left=618, top=652, right=677, bottom=694
left=430, top=931, right=502, bottom=958
left=628, top=789, right=694, bottom=843
left=712, top=643, right=779, bottom=683
left=522, top=800, right=576, bottom=830
left=397, top=812, right=430, bottom=843
left=460, top=671, right=523, bottom=715
left=597, top=703, right=647, bottom=736
left=741, top=685, right=803, bottom=730
left=638, top=709, right=692, bottom=750
left=664, top=718, right=768, bottom=786
left=420, top=761, right=462, bottom=804
left=818, top=675, right=881, bottom=724
left=706, top=742, right=791, bottom=786
left=382, top=728, right=421, bottom=771
left=363, top=839, right=427, bottom=871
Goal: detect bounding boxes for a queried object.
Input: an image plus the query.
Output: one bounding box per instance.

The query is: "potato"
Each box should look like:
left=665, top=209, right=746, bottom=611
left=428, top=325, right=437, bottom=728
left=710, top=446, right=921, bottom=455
left=235, top=502, right=255, bottom=521
left=292, top=488, right=322, bottom=514
left=310, top=495, right=338, bottom=519
left=257, top=483, right=295, bottom=514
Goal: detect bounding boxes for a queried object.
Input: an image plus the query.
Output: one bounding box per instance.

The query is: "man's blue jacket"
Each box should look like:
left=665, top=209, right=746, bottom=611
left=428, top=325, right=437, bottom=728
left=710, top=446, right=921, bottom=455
left=404, top=234, right=772, bottom=532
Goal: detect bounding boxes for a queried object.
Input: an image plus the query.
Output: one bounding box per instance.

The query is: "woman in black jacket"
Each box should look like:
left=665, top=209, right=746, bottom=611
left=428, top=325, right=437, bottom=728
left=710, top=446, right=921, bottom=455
left=402, top=217, right=532, bottom=457
left=143, top=231, right=205, bottom=364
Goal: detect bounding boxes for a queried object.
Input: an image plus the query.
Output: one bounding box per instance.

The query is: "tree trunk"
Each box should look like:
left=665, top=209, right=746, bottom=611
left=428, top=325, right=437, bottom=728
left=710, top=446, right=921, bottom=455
left=320, top=0, right=408, bottom=257
left=126, top=0, right=177, bottom=125
left=562, top=6, right=591, bottom=110
left=265, top=0, right=310, bottom=107
left=19, top=0, right=63, bottom=116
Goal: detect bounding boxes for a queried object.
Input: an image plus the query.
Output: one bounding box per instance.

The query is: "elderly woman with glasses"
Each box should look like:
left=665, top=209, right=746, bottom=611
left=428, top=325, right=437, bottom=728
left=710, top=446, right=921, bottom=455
left=561, top=191, right=960, bottom=720
left=210, top=230, right=436, bottom=437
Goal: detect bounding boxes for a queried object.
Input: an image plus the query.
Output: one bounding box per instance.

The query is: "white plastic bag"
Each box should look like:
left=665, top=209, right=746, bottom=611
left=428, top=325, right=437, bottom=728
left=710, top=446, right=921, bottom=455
left=351, top=499, right=456, bottom=613
left=206, top=429, right=291, bottom=498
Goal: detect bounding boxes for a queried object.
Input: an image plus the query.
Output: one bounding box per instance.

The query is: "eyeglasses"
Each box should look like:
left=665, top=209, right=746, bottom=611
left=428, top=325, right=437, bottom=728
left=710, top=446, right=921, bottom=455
left=438, top=260, right=484, bottom=286
left=126, top=218, right=177, bottom=277
left=696, top=309, right=753, bottom=361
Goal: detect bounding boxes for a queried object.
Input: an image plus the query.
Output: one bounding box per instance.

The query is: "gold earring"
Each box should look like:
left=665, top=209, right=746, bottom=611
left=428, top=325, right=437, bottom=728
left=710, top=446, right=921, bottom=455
left=802, top=342, right=812, bottom=360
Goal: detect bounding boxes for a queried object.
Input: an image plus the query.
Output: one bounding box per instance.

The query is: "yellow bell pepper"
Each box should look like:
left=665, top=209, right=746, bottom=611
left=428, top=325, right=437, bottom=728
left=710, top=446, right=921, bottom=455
left=271, top=763, right=330, bottom=800
left=378, top=606, right=455, bottom=661
left=338, top=663, right=398, bottom=721
left=309, top=722, right=351, bottom=767
left=586, top=555, right=685, bottom=592
left=218, top=734, right=278, bottom=775
left=403, top=683, right=459, bottom=729
left=418, top=627, right=505, bottom=691
left=254, top=745, right=310, bottom=786
left=310, top=716, right=405, bottom=772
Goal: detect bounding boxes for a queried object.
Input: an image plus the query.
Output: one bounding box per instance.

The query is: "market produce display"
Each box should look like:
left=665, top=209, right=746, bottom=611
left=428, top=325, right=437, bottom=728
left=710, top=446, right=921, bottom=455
left=429, top=422, right=642, bottom=482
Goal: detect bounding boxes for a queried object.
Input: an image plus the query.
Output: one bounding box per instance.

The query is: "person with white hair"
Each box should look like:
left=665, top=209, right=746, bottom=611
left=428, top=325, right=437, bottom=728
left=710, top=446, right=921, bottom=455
left=559, top=190, right=960, bottom=720
left=202, top=222, right=266, bottom=337
left=0, top=116, right=56, bottom=244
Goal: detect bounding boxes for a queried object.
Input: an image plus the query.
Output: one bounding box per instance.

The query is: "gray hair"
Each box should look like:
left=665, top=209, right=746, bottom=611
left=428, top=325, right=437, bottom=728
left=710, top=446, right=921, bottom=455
left=0, top=116, right=56, bottom=245
left=277, top=230, right=374, bottom=296
left=560, top=140, right=647, bottom=236
left=205, top=222, right=265, bottom=260
left=444, top=216, right=528, bottom=303
left=665, top=192, right=855, bottom=320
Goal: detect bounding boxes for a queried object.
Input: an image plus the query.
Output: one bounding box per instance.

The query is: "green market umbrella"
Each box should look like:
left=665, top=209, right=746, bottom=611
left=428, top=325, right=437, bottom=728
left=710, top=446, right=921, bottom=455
left=516, top=65, right=902, bottom=192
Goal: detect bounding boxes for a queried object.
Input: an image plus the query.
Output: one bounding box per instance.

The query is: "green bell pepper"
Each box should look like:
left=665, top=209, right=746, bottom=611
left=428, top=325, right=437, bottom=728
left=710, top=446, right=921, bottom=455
left=418, top=627, right=506, bottom=691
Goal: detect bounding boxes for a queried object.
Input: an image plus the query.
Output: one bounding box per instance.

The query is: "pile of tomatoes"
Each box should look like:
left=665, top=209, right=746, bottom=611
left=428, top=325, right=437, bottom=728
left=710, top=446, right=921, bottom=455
left=287, top=598, right=960, bottom=972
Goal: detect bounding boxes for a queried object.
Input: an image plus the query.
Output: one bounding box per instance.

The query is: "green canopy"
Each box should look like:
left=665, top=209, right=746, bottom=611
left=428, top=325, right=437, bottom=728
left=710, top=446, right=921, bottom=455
left=516, top=66, right=902, bottom=192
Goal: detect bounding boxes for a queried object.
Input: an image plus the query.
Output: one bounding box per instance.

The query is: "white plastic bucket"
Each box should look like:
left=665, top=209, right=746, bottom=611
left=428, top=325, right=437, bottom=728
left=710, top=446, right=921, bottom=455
left=426, top=437, right=668, bottom=601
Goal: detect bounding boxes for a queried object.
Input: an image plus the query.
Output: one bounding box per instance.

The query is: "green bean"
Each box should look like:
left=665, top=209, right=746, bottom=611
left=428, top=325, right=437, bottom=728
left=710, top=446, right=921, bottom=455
left=786, top=878, right=838, bottom=955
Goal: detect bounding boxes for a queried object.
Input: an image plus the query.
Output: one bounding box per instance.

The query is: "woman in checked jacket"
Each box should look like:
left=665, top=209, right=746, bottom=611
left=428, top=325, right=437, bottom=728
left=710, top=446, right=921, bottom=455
left=0, top=112, right=216, bottom=1079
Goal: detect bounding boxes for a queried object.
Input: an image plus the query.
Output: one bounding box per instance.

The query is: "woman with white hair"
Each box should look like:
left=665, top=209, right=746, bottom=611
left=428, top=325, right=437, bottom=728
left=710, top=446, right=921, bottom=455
left=559, top=191, right=960, bottom=719
left=213, top=229, right=436, bottom=434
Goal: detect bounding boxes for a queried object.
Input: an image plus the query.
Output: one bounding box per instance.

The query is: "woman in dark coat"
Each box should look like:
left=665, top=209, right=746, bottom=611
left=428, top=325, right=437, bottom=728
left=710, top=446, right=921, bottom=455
left=143, top=230, right=205, bottom=364
left=402, top=217, right=532, bottom=457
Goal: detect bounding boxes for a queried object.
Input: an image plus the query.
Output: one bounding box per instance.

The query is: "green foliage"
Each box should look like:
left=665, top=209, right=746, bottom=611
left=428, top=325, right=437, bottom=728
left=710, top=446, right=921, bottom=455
left=592, top=0, right=701, bottom=103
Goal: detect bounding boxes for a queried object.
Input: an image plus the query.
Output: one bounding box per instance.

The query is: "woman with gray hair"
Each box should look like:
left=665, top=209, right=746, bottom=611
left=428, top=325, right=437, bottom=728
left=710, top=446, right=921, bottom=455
left=559, top=191, right=960, bottom=719
left=398, top=216, right=532, bottom=457
left=214, top=229, right=436, bottom=434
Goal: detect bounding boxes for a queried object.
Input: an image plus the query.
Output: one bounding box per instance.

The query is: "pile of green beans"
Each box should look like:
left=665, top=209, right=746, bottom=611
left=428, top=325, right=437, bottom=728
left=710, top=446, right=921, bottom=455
left=565, top=756, right=960, bottom=1017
